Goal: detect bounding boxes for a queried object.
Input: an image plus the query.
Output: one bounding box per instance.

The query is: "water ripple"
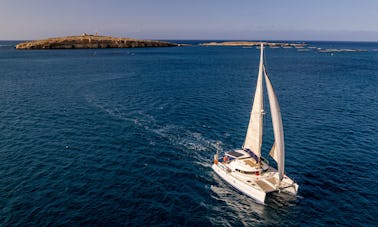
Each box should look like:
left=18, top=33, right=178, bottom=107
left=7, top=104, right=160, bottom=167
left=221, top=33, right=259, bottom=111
left=0, top=43, right=377, bottom=225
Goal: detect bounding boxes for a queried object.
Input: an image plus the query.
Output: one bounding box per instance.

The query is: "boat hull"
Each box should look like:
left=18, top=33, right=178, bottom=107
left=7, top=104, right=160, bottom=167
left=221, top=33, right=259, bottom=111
left=212, top=163, right=267, bottom=204
left=212, top=162, right=298, bottom=204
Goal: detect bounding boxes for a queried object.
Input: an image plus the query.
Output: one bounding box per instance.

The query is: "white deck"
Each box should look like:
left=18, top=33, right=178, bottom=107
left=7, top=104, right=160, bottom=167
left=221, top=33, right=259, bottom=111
left=212, top=162, right=298, bottom=204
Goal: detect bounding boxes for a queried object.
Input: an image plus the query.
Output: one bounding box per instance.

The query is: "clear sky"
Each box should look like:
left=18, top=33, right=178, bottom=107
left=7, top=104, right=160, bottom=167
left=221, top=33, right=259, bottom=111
left=1, top=0, right=377, bottom=41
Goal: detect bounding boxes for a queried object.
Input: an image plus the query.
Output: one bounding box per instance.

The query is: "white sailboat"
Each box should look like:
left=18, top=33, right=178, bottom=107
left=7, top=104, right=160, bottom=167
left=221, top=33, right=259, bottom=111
left=212, top=43, right=298, bottom=204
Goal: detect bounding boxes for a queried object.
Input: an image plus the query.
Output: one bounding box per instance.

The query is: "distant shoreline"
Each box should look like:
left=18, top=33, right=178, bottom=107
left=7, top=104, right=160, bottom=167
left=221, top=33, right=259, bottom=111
left=15, top=34, right=177, bottom=49
left=199, top=41, right=306, bottom=48
left=10, top=38, right=375, bottom=53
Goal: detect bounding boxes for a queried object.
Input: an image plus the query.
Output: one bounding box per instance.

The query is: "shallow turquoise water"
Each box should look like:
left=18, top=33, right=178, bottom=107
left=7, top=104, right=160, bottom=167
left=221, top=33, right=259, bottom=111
left=0, top=41, right=377, bottom=225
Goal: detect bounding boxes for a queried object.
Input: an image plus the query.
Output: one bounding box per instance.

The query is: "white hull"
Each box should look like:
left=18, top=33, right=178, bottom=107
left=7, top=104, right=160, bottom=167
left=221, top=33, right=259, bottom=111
left=212, top=162, right=298, bottom=204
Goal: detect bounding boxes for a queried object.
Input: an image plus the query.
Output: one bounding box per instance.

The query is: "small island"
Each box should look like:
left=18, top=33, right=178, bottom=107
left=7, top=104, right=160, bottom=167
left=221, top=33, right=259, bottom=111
left=200, top=41, right=306, bottom=48
left=15, top=34, right=177, bottom=49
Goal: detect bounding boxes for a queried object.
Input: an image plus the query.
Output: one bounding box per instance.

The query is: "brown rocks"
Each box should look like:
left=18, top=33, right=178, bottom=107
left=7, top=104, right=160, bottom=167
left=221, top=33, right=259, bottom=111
left=15, top=34, right=177, bottom=49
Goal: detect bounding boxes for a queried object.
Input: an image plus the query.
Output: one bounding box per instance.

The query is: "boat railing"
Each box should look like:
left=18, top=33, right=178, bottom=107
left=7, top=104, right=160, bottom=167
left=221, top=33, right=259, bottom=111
left=261, top=156, right=269, bottom=165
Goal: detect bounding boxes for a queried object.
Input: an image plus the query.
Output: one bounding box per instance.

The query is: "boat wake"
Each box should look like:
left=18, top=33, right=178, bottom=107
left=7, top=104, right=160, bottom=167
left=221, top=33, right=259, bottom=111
left=84, top=90, right=220, bottom=165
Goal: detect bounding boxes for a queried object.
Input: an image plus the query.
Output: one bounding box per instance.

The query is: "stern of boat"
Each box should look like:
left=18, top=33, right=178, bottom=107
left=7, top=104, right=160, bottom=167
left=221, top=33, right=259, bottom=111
left=278, top=175, right=299, bottom=195
left=280, top=181, right=299, bottom=195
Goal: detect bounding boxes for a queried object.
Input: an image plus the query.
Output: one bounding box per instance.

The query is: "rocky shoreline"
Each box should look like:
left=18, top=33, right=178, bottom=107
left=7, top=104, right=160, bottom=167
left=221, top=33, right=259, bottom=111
left=200, top=41, right=306, bottom=48
left=15, top=34, right=177, bottom=49
left=15, top=35, right=317, bottom=50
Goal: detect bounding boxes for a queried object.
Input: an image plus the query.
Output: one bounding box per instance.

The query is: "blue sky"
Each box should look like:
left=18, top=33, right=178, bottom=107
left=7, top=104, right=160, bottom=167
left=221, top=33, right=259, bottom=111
left=1, top=0, right=377, bottom=41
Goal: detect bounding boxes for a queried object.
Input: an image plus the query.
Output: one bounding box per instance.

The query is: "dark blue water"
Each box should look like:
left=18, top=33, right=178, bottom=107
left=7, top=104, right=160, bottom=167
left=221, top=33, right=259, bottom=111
left=0, top=41, right=377, bottom=226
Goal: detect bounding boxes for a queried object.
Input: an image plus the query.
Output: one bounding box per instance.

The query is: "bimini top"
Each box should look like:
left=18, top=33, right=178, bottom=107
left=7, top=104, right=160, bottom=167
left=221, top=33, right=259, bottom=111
left=226, top=149, right=250, bottom=159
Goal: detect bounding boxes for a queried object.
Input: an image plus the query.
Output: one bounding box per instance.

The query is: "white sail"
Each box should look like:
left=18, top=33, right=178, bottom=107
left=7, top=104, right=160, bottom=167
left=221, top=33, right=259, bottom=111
left=264, top=68, right=285, bottom=181
left=243, top=43, right=264, bottom=158
left=269, top=142, right=278, bottom=162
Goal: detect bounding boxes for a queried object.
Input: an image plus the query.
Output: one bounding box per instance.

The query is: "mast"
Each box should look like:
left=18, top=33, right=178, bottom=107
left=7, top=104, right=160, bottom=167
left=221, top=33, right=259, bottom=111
left=264, top=68, right=285, bottom=182
left=243, top=43, right=264, bottom=160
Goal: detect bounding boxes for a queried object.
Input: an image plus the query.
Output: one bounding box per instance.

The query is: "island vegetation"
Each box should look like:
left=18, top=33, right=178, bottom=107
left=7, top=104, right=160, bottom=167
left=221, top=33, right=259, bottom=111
left=20, top=35, right=365, bottom=52
left=15, top=34, right=177, bottom=49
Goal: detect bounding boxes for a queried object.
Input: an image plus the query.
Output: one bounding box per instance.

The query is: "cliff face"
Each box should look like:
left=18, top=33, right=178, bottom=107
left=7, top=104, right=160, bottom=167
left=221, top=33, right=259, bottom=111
left=16, top=35, right=177, bottom=49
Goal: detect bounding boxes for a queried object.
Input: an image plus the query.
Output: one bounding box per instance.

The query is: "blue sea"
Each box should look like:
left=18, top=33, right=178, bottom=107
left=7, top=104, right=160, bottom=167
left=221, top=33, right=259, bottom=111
left=0, top=40, right=377, bottom=226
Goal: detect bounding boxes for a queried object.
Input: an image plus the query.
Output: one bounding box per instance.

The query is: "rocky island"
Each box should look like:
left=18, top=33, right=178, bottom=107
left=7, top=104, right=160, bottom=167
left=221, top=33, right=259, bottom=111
left=15, top=34, right=177, bottom=49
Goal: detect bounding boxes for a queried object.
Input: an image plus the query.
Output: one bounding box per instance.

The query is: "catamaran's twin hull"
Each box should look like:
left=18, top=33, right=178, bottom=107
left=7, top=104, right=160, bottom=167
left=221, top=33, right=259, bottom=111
left=212, top=163, right=298, bottom=204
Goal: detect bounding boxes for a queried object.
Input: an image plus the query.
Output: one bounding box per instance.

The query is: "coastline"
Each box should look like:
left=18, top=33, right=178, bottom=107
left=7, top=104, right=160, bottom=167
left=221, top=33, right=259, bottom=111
left=200, top=41, right=306, bottom=48
left=15, top=34, right=177, bottom=49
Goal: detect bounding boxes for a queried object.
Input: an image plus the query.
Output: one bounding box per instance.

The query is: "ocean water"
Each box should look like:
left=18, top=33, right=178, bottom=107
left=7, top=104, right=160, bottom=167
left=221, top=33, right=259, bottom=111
left=0, top=41, right=377, bottom=226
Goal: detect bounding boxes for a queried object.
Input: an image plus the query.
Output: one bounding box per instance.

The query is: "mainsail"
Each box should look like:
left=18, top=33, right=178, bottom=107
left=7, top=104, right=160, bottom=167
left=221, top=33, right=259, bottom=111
left=264, top=68, right=285, bottom=181
left=243, top=43, right=264, bottom=158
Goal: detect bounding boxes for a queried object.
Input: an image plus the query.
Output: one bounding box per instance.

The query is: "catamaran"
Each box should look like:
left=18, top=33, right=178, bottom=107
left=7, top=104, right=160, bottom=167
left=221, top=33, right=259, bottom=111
left=212, top=43, right=298, bottom=204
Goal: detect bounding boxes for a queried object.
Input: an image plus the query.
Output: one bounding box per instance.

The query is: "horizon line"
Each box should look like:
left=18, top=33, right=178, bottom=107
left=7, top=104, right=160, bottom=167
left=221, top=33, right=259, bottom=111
left=2, top=38, right=378, bottom=43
